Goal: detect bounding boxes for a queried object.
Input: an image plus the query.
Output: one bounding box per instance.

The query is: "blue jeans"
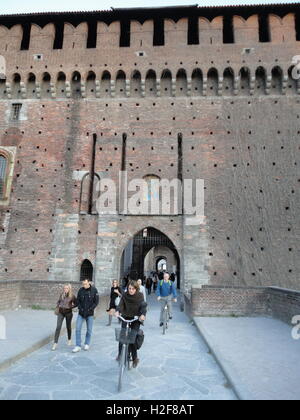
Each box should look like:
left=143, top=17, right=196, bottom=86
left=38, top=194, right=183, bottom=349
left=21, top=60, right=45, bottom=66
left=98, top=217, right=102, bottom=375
left=76, top=315, right=94, bottom=347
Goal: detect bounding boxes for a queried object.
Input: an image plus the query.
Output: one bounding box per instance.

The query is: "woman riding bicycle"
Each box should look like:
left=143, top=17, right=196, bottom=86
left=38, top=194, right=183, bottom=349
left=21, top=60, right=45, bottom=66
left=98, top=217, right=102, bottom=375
left=115, top=280, right=147, bottom=368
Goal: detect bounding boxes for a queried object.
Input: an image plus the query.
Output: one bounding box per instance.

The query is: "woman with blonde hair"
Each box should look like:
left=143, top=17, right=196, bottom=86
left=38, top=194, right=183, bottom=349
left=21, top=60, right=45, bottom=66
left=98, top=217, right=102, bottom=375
left=106, top=280, right=122, bottom=326
left=52, top=284, right=76, bottom=351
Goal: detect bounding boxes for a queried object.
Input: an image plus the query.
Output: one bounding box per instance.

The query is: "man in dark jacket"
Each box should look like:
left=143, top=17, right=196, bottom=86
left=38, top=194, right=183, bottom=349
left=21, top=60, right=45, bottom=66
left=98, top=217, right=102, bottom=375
left=73, top=279, right=99, bottom=353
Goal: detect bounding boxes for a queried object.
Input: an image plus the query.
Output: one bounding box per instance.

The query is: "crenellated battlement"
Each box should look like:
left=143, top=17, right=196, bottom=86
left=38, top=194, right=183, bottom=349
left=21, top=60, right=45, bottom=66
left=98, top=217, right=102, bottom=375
left=1, top=5, right=300, bottom=101
left=0, top=13, right=299, bottom=52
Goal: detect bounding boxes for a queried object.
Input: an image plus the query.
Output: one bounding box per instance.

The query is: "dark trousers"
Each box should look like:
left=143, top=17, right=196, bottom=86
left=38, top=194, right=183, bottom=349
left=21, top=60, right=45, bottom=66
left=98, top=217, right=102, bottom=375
left=54, top=312, right=73, bottom=343
left=118, top=320, right=140, bottom=361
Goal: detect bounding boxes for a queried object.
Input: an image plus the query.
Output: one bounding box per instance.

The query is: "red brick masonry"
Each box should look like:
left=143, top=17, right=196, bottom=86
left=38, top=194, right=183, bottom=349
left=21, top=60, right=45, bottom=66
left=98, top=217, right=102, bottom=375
left=192, top=285, right=300, bottom=324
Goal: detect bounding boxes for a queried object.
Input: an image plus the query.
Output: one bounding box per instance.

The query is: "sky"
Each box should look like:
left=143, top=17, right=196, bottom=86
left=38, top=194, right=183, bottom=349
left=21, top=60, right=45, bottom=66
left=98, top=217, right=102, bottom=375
left=0, top=0, right=299, bottom=15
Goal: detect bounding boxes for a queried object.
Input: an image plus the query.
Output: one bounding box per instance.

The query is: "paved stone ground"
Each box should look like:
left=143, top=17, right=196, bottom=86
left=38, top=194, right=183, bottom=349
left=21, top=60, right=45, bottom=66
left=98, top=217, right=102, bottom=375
left=0, top=296, right=236, bottom=400
left=0, top=309, right=55, bottom=368
left=195, top=317, right=300, bottom=401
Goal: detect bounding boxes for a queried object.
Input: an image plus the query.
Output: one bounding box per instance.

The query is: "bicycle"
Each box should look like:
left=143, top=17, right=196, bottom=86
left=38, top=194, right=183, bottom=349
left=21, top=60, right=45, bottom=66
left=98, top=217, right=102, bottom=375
left=115, top=315, right=139, bottom=392
left=162, top=302, right=170, bottom=335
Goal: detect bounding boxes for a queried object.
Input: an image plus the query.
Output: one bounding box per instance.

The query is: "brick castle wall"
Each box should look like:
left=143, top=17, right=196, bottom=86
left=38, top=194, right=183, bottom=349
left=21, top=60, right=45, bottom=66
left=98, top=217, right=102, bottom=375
left=0, top=5, right=299, bottom=305
left=268, top=287, right=300, bottom=324
left=192, top=285, right=300, bottom=324
left=0, top=281, right=21, bottom=311
left=0, top=280, right=109, bottom=312
left=192, top=286, right=270, bottom=317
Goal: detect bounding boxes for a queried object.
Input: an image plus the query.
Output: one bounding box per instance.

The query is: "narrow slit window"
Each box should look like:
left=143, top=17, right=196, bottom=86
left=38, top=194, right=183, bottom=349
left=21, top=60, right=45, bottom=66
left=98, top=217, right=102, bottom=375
left=11, top=103, right=22, bottom=121
left=53, top=22, right=64, bottom=49
left=259, top=14, right=270, bottom=42
left=188, top=16, right=199, bottom=45
left=120, top=20, right=131, bottom=47
left=295, top=13, right=300, bottom=41
left=20, top=23, right=31, bottom=51
left=223, top=15, right=234, bottom=44
left=0, top=155, right=8, bottom=199
left=87, top=20, right=97, bottom=48
left=153, top=18, right=165, bottom=46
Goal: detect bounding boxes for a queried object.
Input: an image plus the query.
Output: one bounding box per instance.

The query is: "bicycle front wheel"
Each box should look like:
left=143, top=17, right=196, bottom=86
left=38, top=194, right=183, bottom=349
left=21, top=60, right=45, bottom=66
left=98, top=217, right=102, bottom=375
left=163, top=309, right=167, bottom=335
left=118, top=345, right=126, bottom=392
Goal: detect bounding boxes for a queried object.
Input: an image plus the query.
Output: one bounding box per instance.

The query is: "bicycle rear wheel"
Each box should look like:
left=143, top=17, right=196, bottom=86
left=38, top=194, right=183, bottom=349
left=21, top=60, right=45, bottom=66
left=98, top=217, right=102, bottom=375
left=163, top=308, right=168, bottom=335
left=127, top=346, right=132, bottom=370
left=118, top=345, right=126, bottom=392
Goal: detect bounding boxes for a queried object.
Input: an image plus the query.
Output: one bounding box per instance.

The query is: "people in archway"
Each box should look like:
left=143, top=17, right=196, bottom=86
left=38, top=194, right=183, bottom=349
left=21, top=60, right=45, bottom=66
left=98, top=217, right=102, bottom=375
left=146, top=276, right=153, bottom=295
left=115, top=280, right=147, bottom=368
left=137, top=279, right=147, bottom=301
left=106, top=280, right=122, bottom=326
left=52, top=284, right=76, bottom=351
left=72, top=279, right=99, bottom=353
left=122, top=276, right=129, bottom=291
left=156, top=272, right=178, bottom=327
left=153, top=273, right=158, bottom=292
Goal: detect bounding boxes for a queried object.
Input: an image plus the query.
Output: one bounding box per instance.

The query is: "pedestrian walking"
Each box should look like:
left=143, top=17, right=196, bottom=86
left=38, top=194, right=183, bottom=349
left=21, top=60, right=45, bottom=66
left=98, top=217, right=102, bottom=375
left=52, top=284, right=76, bottom=351
left=137, top=279, right=147, bottom=302
left=72, top=279, right=99, bottom=353
left=146, top=277, right=153, bottom=295
left=106, top=280, right=122, bottom=326
left=153, top=275, right=158, bottom=292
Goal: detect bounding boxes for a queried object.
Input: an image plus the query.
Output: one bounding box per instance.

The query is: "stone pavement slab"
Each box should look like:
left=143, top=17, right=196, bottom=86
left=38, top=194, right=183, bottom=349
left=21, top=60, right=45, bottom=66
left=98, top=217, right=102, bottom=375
left=194, top=317, right=300, bottom=401
left=0, top=297, right=237, bottom=400
left=0, top=309, right=56, bottom=372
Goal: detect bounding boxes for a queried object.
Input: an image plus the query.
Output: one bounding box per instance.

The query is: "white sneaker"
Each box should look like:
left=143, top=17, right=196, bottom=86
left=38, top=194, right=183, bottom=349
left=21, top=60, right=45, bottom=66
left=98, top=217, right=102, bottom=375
left=72, top=346, right=81, bottom=353
left=84, top=345, right=90, bottom=351
left=51, top=343, right=57, bottom=351
left=67, top=340, right=72, bottom=346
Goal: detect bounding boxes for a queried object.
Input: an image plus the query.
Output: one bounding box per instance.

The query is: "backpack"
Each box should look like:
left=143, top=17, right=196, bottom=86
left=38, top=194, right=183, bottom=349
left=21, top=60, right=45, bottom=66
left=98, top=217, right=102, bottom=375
left=159, top=280, right=172, bottom=287
left=136, top=329, right=144, bottom=350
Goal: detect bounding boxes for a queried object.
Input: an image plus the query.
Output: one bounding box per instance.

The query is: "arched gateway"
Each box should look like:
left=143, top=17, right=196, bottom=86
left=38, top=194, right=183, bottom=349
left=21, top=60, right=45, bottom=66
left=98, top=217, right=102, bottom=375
left=120, top=227, right=181, bottom=289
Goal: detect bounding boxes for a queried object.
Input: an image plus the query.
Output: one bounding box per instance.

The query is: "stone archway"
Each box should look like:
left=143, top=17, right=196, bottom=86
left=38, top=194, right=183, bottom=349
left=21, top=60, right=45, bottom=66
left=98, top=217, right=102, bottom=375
left=95, top=214, right=209, bottom=298
left=120, top=227, right=181, bottom=289
left=80, top=259, right=93, bottom=282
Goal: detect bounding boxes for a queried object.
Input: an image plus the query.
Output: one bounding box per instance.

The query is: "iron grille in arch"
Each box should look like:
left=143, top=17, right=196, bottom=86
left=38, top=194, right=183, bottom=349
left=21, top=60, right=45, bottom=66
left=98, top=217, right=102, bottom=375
left=80, top=259, right=93, bottom=282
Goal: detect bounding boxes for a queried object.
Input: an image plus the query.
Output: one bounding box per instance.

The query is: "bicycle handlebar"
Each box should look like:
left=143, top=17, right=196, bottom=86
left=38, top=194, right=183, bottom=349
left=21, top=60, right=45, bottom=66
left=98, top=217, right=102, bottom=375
left=117, top=315, right=139, bottom=323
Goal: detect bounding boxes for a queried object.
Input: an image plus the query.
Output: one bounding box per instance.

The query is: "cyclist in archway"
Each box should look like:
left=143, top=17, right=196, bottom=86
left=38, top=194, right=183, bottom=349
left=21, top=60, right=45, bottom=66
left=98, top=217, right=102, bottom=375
left=115, top=280, right=147, bottom=368
left=156, top=272, right=177, bottom=327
